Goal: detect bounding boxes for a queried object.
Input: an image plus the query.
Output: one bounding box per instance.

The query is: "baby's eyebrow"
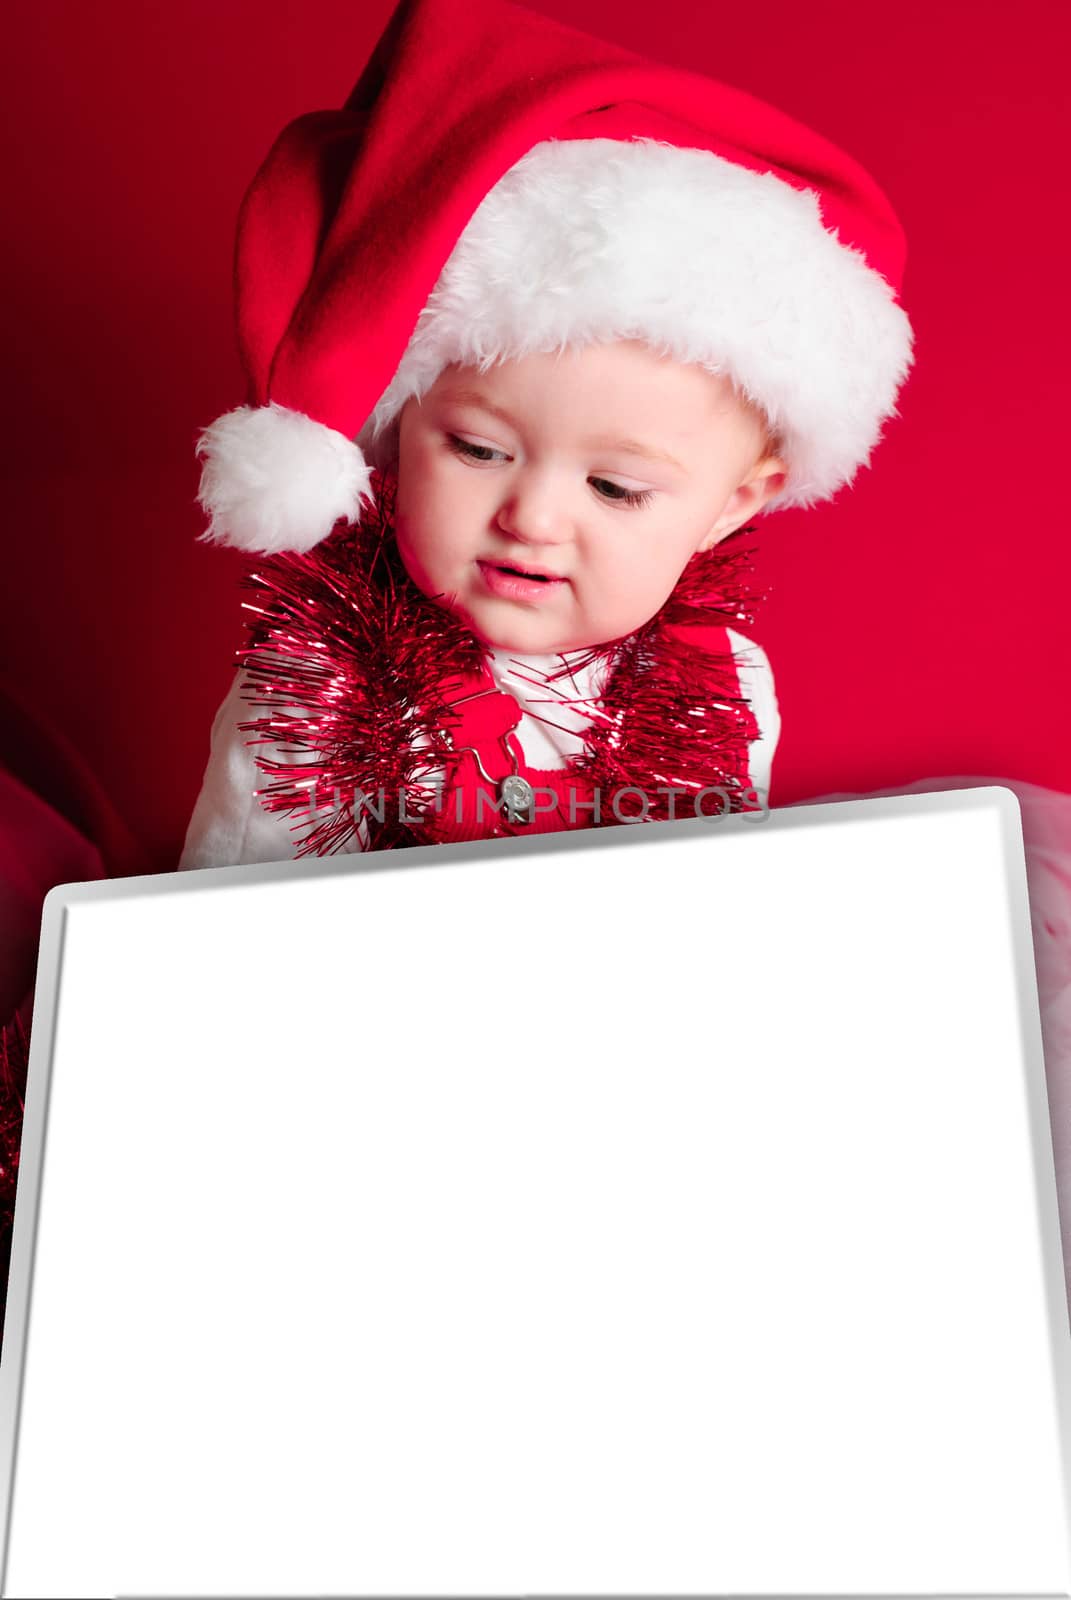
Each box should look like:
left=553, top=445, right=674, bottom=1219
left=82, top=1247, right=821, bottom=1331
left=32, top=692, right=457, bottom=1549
left=439, top=390, right=518, bottom=429
left=439, top=389, right=684, bottom=473
left=588, top=435, right=685, bottom=473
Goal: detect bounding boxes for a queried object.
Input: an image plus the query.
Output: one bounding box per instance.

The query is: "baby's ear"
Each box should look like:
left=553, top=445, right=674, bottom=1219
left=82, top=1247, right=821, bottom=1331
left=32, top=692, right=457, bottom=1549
left=701, top=456, right=789, bottom=548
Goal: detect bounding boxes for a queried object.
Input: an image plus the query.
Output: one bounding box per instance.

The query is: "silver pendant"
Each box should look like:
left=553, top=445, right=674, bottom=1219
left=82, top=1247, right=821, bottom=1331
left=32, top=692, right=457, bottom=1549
left=498, top=773, right=535, bottom=826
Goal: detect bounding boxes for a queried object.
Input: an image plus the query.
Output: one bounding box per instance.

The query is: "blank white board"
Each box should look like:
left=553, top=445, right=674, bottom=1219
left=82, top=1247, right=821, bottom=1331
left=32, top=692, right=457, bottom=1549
left=1, top=786, right=1069, bottom=1598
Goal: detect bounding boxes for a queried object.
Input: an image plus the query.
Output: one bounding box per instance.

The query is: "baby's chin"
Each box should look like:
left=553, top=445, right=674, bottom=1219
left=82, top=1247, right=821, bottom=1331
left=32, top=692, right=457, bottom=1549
left=467, top=614, right=608, bottom=656
left=424, top=590, right=603, bottom=656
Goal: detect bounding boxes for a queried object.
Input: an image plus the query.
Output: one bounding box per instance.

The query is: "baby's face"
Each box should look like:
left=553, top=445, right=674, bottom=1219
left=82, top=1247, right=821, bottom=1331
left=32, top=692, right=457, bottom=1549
left=393, top=341, right=784, bottom=654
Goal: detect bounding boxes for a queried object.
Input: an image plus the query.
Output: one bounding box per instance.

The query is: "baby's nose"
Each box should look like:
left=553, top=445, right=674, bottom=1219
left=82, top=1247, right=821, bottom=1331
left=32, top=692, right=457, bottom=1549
left=495, top=481, right=571, bottom=544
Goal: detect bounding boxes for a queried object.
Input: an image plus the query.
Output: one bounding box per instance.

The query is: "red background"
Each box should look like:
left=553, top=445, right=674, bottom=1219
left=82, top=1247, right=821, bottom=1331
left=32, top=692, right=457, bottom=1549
left=2, top=0, right=1069, bottom=874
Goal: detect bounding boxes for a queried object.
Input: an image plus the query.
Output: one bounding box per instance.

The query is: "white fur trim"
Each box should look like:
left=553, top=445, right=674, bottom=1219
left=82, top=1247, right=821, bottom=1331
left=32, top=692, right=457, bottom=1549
left=196, top=402, right=373, bottom=554
left=358, top=138, right=915, bottom=511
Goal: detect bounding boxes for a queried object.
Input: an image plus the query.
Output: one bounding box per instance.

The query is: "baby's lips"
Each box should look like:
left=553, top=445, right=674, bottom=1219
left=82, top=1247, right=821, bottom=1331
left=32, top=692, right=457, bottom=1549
left=480, top=558, right=567, bottom=583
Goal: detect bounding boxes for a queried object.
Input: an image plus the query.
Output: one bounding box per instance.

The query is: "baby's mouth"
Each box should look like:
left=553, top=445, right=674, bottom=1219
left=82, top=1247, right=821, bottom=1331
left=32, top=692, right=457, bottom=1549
left=500, top=565, right=548, bottom=582
left=481, top=561, right=565, bottom=584
left=476, top=560, right=568, bottom=603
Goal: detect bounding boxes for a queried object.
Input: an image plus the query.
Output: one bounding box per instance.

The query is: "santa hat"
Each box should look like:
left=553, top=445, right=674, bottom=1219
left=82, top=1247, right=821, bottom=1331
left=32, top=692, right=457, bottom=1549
left=196, top=0, right=914, bottom=555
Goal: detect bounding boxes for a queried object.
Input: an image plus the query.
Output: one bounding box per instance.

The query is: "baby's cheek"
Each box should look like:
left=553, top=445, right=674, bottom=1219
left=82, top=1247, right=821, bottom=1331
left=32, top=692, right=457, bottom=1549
left=392, top=528, right=434, bottom=596
left=617, top=570, right=666, bottom=630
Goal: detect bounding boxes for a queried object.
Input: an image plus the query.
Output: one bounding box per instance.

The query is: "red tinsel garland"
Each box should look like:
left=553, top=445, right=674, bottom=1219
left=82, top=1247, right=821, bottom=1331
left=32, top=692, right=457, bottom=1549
left=0, top=1014, right=28, bottom=1237
left=237, top=469, right=766, bottom=853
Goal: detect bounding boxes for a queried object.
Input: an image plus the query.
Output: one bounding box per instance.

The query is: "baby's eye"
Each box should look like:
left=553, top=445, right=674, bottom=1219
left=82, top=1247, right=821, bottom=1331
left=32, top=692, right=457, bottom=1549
left=446, top=434, right=508, bottom=464
left=590, top=477, right=655, bottom=510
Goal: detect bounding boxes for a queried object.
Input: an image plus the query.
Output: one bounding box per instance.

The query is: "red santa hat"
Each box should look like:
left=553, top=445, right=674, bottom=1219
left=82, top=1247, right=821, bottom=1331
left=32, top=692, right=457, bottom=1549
left=196, top=0, right=915, bottom=555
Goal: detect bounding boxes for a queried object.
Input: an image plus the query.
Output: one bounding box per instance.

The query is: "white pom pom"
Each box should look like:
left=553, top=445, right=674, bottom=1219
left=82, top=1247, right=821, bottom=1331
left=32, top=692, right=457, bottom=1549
left=195, top=402, right=374, bottom=555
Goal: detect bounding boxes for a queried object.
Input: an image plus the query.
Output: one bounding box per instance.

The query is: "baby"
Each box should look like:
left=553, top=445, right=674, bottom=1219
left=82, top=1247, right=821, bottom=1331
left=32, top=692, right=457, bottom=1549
left=180, top=0, right=913, bottom=868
